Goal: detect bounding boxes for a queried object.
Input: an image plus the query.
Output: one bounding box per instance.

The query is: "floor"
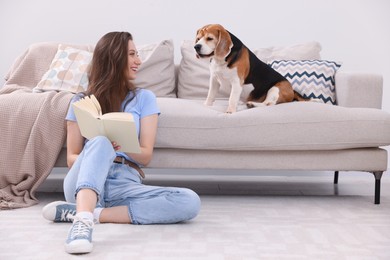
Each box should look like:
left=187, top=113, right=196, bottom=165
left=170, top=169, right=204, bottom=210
left=1, top=170, right=390, bottom=259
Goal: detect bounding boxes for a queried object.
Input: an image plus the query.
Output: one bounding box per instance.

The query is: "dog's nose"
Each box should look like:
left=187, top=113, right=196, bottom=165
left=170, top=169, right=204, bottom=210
left=194, top=44, right=201, bottom=53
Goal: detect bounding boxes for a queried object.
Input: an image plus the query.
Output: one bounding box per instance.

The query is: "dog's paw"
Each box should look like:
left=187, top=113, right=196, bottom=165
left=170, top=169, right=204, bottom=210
left=204, top=99, right=214, bottom=106
left=246, top=102, right=255, bottom=108
left=246, top=101, right=266, bottom=108
left=225, top=107, right=236, bottom=113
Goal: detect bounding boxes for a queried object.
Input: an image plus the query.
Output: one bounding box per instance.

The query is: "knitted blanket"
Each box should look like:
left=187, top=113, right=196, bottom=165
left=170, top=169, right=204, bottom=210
left=0, top=85, right=73, bottom=209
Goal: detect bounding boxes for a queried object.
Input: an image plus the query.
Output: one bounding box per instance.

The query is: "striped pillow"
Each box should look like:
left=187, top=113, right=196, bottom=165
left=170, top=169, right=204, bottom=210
left=269, top=60, right=342, bottom=105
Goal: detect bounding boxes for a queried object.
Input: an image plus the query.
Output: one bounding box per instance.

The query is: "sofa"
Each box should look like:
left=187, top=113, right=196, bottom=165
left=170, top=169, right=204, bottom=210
left=1, top=39, right=390, bottom=209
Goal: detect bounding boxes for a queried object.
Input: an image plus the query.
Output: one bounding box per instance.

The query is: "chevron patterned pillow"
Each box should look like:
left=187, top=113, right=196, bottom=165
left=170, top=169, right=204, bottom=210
left=269, top=60, right=342, bottom=105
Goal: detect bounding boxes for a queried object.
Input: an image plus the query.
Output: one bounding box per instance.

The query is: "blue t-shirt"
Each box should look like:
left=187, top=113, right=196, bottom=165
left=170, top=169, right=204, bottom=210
left=66, top=88, right=160, bottom=163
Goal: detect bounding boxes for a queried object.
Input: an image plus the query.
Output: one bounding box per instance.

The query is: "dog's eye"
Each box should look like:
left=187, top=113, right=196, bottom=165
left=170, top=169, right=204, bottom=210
left=206, top=37, right=213, bottom=41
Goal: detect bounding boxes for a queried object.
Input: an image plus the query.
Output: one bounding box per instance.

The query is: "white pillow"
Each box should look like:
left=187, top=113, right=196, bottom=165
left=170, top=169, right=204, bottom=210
left=134, top=39, right=176, bottom=97
left=254, top=41, right=322, bottom=63
left=177, top=40, right=216, bottom=100
left=33, top=44, right=92, bottom=93
left=177, top=40, right=322, bottom=100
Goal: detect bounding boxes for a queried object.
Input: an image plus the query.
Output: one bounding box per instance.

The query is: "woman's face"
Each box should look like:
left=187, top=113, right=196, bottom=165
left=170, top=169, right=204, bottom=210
left=127, top=40, right=141, bottom=80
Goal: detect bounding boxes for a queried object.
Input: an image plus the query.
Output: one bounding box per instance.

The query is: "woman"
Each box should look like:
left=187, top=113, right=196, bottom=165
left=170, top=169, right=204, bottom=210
left=42, top=32, right=201, bottom=254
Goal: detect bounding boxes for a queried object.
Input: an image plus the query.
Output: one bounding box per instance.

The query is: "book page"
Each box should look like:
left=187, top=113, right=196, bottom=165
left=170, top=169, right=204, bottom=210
left=101, top=112, right=135, bottom=121
left=72, top=95, right=141, bottom=153
left=72, top=105, right=103, bottom=139
left=73, top=96, right=100, bottom=118
left=90, top=95, right=102, bottom=117
left=102, top=117, right=141, bottom=153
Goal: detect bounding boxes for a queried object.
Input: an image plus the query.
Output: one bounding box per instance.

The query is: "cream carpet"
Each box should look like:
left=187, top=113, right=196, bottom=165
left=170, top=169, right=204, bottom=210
left=1, top=170, right=390, bottom=259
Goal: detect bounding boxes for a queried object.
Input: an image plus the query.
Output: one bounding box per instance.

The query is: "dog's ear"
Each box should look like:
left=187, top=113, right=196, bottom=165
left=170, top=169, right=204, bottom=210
left=215, top=29, right=233, bottom=59
left=195, top=24, right=210, bottom=43
left=195, top=29, right=201, bottom=43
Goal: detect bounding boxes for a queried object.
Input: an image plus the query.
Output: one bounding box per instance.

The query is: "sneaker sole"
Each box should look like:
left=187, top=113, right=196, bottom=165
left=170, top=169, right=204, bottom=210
left=65, top=239, right=93, bottom=254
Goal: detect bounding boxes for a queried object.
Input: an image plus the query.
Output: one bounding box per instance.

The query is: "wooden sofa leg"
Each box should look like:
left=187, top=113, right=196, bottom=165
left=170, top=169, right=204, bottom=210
left=333, top=171, right=339, bottom=184
left=372, top=171, right=383, bottom=205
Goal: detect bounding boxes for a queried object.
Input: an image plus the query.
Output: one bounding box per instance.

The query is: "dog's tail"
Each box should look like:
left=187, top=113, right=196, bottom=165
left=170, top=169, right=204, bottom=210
left=293, top=91, right=313, bottom=102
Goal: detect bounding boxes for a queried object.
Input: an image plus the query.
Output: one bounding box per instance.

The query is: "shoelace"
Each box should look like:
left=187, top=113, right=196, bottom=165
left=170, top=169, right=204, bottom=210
left=68, top=215, right=94, bottom=239
left=60, top=208, right=76, bottom=222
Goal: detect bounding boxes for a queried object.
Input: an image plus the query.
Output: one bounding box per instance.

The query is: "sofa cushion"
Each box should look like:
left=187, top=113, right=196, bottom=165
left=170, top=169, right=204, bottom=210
left=254, top=41, right=322, bottom=62
left=5, top=42, right=94, bottom=88
left=177, top=40, right=322, bottom=100
left=6, top=40, right=176, bottom=97
left=155, top=98, right=390, bottom=151
left=177, top=40, right=217, bottom=100
left=133, top=39, right=176, bottom=97
left=269, top=60, right=342, bottom=105
left=33, top=45, right=92, bottom=93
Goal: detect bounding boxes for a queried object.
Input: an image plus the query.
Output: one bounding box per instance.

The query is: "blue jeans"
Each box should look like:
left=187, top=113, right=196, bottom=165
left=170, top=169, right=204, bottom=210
left=63, top=136, right=201, bottom=224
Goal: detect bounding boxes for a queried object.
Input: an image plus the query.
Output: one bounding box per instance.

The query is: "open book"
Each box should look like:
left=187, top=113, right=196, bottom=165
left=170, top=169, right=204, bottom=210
left=72, top=95, right=141, bottom=153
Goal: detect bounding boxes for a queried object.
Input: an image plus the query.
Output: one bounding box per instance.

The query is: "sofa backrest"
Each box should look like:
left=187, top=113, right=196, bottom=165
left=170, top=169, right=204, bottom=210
left=4, top=39, right=325, bottom=102
left=5, top=42, right=93, bottom=88
left=4, top=40, right=177, bottom=98
left=177, top=40, right=323, bottom=102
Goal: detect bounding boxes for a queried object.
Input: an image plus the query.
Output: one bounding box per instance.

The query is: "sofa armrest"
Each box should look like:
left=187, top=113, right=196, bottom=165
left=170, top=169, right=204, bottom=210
left=335, top=71, right=383, bottom=109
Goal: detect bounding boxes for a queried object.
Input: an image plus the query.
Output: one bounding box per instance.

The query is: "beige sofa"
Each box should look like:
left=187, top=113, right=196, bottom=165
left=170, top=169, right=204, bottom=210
left=2, top=40, right=390, bottom=206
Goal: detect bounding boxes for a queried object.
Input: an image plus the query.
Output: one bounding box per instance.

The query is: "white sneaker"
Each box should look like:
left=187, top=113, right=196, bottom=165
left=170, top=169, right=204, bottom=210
left=65, top=215, right=94, bottom=254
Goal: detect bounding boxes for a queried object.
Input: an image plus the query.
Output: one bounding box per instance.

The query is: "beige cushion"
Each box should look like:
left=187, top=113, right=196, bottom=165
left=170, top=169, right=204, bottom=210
left=155, top=98, right=390, bottom=151
left=177, top=40, right=322, bottom=100
left=6, top=40, right=176, bottom=97
left=177, top=40, right=246, bottom=100
left=33, top=45, right=92, bottom=93
left=254, top=41, right=322, bottom=62
left=5, top=42, right=94, bottom=88
left=134, top=39, right=176, bottom=97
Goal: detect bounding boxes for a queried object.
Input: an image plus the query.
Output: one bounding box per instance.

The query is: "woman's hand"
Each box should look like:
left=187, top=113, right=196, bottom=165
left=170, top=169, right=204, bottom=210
left=111, top=141, right=121, bottom=151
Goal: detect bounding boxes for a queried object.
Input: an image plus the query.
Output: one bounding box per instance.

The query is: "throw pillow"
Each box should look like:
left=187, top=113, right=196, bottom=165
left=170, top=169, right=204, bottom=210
left=134, top=39, right=176, bottom=97
left=33, top=44, right=93, bottom=93
left=177, top=40, right=322, bottom=100
left=269, top=60, right=342, bottom=105
left=177, top=40, right=256, bottom=101
left=177, top=40, right=217, bottom=100
left=32, top=40, right=176, bottom=97
left=254, top=41, right=322, bottom=63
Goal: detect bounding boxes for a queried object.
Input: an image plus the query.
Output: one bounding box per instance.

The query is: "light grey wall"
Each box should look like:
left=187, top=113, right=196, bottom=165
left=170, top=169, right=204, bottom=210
left=1, top=0, right=389, bottom=105
left=1, top=0, right=390, bottom=165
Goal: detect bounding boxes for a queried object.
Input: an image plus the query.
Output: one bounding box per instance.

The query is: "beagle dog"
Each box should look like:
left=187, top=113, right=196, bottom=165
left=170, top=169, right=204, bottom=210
left=194, top=24, right=309, bottom=113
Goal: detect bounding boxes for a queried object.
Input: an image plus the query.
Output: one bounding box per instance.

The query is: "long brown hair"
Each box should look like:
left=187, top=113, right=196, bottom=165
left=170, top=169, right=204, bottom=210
left=87, top=32, right=136, bottom=114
